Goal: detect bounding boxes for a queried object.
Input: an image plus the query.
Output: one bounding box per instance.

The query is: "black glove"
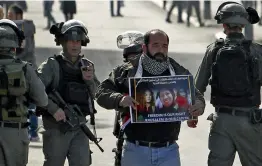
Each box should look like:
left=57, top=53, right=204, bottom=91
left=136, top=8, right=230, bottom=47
left=246, top=7, right=260, bottom=24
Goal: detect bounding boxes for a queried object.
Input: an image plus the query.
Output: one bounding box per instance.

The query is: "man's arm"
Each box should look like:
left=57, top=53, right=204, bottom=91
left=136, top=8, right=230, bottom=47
left=25, top=64, right=48, bottom=107
left=195, top=45, right=214, bottom=94
left=37, top=58, right=60, bottom=115
left=95, top=67, right=125, bottom=110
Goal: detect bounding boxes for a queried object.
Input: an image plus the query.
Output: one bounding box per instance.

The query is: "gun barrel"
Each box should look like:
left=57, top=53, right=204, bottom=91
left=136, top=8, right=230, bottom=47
left=81, top=125, right=104, bottom=152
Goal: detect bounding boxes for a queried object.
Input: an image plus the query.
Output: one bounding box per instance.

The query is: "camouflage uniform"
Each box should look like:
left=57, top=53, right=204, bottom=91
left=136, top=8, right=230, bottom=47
left=195, top=2, right=262, bottom=166
left=38, top=20, right=100, bottom=166
left=0, top=19, right=48, bottom=166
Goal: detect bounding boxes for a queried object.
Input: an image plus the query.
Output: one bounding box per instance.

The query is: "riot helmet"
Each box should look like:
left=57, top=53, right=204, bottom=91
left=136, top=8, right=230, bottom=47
left=117, top=31, right=144, bottom=62
left=50, top=19, right=90, bottom=46
left=214, top=1, right=260, bottom=25
left=117, top=30, right=144, bottom=49
left=0, top=19, right=25, bottom=48
left=123, top=43, right=143, bottom=62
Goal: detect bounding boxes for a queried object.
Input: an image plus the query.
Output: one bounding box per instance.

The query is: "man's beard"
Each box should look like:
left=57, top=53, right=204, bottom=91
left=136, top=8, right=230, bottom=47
left=147, top=51, right=167, bottom=62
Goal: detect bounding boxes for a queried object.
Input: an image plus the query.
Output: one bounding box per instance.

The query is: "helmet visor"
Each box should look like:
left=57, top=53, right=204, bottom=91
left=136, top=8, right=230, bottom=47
left=63, top=28, right=86, bottom=41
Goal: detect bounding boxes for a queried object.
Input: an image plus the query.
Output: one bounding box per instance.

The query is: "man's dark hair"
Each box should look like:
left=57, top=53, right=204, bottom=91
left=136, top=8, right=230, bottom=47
left=9, top=4, right=23, bottom=16
left=144, top=29, right=169, bottom=46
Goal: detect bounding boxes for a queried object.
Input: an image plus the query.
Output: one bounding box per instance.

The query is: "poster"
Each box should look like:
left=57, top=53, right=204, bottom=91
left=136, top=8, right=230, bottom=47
left=128, top=75, right=195, bottom=123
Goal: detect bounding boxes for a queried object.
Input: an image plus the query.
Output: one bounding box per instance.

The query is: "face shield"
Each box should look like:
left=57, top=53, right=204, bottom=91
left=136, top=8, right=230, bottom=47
left=117, top=31, right=144, bottom=49
left=63, top=27, right=86, bottom=41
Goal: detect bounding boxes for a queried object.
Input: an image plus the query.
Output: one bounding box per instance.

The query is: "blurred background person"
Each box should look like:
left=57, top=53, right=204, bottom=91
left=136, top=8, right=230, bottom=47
left=43, top=0, right=56, bottom=30
left=166, top=1, right=185, bottom=24
left=187, top=0, right=204, bottom=27
left=163, top=0, right=167, bottom=10
left=110, top=0, right=124, bottom=17
left=60, top=0, right=77, bottom=21
left=7, top=4, right=37, bottom=68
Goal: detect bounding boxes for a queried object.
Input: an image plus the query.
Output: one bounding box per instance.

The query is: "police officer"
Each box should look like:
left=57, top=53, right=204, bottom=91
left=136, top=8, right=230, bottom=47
left=113, top=31, right=144, bottom=166
left=0, top=19, right=48, bottom=166
left=96, top=29, right=205, bottom=166
left=7, top=4, right=39, bottom=142
left=37, top=19, right=100, bottom=166
left=195, top=1, right=262, bottom=166
left=116, top=30, right=144, bottom=64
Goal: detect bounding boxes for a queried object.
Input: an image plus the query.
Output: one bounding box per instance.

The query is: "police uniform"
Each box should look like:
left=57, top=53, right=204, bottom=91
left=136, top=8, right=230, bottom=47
left=195, top=2, right=262, bottom=166
left=0, top=19, right=48, bottom=166
left=37, top=19, right=100, bottom=166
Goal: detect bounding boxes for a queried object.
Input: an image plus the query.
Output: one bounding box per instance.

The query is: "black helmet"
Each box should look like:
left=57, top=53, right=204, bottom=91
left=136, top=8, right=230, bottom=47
left=50, top=19, right=90, bottom=46
left=0, top=19, right=25, bottom=48
left=214, top=1, right=260, bottom=25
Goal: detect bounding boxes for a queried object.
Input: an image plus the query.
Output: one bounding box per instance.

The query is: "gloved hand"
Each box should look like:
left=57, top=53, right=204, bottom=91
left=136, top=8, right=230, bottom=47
left=246, top=7, right=260, bottom=24
left=53, top=108, right=66, bottom=122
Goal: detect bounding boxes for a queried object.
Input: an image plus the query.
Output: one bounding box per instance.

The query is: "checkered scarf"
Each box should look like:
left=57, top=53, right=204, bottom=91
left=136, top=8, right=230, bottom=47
left=141, top=53, right=169, bottom=75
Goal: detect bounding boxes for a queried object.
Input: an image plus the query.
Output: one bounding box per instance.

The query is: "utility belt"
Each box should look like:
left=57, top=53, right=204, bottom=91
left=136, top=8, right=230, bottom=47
left=126, top=138, right=175, bottom=148
left=0, top=121, right=29, bottom=129
left=215, top=107, right=262, bottom=124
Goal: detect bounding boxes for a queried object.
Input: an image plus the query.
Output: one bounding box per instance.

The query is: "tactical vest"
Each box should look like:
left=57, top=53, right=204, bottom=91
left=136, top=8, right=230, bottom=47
left=55, top=55, right=95, bottom=116
left=0, top=59, right=28, bottom=122
left=210, top=39, right=261, bottom=107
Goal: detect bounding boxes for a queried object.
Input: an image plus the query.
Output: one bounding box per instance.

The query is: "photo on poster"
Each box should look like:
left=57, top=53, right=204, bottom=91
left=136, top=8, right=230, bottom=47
left=128, top=75, right=195, bottom=123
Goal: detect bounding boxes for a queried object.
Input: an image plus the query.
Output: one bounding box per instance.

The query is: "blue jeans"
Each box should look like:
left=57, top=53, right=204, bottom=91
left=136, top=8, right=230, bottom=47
left=29, top=114, right=38, bottom=137
left=28, top=104, right=38, bottom=137
left=121, top=141, right=181, bottom=166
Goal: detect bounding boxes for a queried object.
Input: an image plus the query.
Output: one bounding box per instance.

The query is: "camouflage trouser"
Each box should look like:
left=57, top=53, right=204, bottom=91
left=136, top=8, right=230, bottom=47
left=0, top=126, right=29, bottom=166
left=208, top=112, right=262, bottom=166
left=42, top=128, right=90, bottom=166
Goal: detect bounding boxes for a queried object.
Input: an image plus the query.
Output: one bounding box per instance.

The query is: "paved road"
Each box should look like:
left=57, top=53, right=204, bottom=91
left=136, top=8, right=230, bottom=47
left=17, top=0, right=243, bottom=165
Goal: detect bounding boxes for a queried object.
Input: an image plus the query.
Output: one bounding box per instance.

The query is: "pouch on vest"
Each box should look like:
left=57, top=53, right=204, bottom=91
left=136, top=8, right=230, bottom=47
left=0, top=61, right=28, bottom=122
left=62, top=79, right=96, bottom=116
left=64, top=82, right=90, bottom=105
left=210, top=40, right=254, bottom=96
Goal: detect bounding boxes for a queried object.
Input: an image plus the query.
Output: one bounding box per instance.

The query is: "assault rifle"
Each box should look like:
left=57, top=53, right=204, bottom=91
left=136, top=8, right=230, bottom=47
left=49, top=90, right=104, bottom=152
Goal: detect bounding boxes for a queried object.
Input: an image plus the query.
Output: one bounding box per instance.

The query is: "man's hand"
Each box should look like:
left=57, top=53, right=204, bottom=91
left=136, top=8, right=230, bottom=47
left=53, top=108, right=66, bottom=122
left=82, top=65, right=94, bottom=80
left=187, top=119, right=198, bottom=128
left=119, top=96, right=139, bottom=110
left=188, top=100, right=205, bottom=117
